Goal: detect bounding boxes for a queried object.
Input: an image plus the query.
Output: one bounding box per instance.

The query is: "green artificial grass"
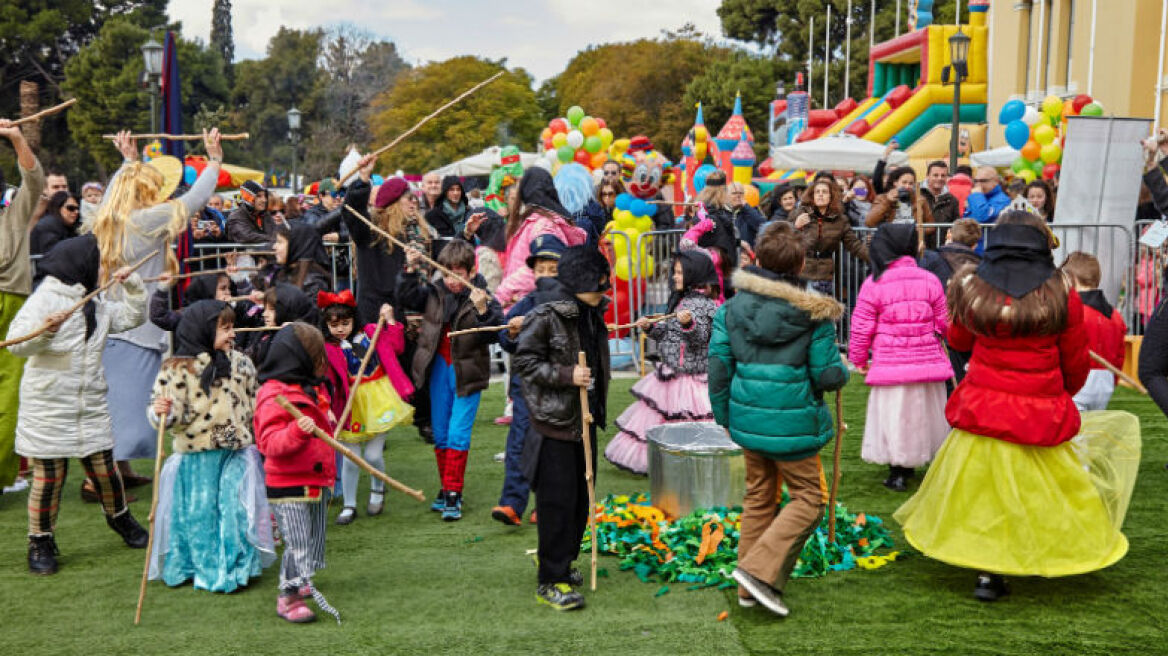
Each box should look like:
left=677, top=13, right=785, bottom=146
left=1, top=380, right=1165, bottom=655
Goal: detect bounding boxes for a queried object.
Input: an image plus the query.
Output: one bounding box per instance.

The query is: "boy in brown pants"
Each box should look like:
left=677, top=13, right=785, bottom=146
left=708, top=221, right=849, bottom=617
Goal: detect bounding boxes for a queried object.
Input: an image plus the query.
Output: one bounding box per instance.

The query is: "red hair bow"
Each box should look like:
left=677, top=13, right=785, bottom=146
left=317, top=289, right=356, bottom=309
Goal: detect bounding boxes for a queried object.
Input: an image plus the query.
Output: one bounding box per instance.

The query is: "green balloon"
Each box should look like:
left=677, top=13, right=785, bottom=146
left=556, top=145, right=574, bottom=162
left=567, top=105, right=585, bottom=126
left=1081, top=102, right=1104, bottom=116
left=1031, top=158, right=1045, bottom=176
left=584, top=135, right=603, bottom=153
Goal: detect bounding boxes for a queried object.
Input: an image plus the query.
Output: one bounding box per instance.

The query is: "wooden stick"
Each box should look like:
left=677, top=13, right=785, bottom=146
left=343, top=205, right=474, bottom=288
left=447, top=324, right=508, bottom=338
left=224, top=295, right=255, bottom=303
left=338, top=71, right=505, bottom=184
left=12, top=98, right=77, bottom=126
left=647, top=200, right=700, bottom=207
left=234, top=326, right=280, bottom=333
left=183, top=250, right=274, bottom=263
left=577, top=352, right=599, bottom=591
left=827, top=390, right=847, bottom=543
left=1090, top=350, right=1148, bottom=395
left=330, top=317, right=386, bottom=442
left=606, top=313, right=676, bottom=333
left=274, top=396, right=426, bottom=502
left=134, top=404, right=169, bottom=625
left=0, top=249, right=159, bottom=350
left=101, top=132, right=250, bottom=141
left=144, top=266, right=257, bottom=283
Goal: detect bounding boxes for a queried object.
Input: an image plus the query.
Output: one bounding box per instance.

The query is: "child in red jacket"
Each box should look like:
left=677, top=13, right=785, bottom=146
left=1062, top=252, right=1127, bottom=411
left=254, top=322, right=339, bottom=624
left=895, top=211, right=1136, bottom=602
left=318, top=291, right=413, bottom=524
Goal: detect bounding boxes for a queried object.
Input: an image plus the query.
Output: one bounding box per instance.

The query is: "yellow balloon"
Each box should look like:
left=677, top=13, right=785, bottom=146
left=616, top=209, right=636, bottom=230
left=640, top=254, right=655, bottom=278
left=634, top=216, right=653, bottom=234
left=614, top=258, right=631, bottom=281
left=1033, top=124, right=1056, bottom=146
left=611, top=138, right=631, bottom=155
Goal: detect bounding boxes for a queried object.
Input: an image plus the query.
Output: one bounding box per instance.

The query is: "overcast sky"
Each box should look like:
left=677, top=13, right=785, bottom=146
left=170, top=0, right=730, bottom=82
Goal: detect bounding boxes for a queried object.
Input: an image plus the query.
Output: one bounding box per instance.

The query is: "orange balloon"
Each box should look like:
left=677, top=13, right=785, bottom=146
left=1020, top=139, right=1041, bottom=162
left=744, top=185, right=760, bottom=207
left=590, top=151, right=607, bottom=169
left=579, top=117, right=599, bottom=137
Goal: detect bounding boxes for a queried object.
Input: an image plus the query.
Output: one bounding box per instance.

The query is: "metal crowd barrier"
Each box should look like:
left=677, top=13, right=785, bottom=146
left=189, top=241, right=356, bottom=293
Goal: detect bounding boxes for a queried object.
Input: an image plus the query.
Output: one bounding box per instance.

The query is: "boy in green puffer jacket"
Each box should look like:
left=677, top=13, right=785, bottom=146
left=708, top=221, right=848, bottom=618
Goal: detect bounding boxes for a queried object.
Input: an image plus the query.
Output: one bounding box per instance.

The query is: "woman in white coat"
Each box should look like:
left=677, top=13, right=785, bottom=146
left=6, top=235, right=151, bottom=575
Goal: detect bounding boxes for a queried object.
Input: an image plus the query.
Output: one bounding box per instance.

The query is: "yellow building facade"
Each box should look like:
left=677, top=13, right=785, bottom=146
left=987, top=0, right=1163, bottom=145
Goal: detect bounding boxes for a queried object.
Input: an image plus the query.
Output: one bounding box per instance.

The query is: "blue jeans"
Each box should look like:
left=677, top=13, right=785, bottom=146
left=498, top=375, right=531, bottom=514
left=429, top=358, right=481, bottom=453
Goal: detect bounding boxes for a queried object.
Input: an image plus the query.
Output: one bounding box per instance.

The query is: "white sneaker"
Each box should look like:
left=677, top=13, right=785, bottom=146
left=738, top=597, right=757, bottom=608
left=731, top=568, right=789, bottom=617
left=2, top=477, right=29, bottom=494
left=493, top=452, right=506, bottom=463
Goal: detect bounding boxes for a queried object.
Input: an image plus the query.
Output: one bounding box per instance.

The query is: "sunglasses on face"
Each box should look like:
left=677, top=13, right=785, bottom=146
left=601, top=191, right=616, bottom=197
left=64, top=205, right=79, bottom=211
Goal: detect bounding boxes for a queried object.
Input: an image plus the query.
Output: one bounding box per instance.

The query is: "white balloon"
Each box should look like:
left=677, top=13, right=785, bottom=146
left=1021, top=106, right=1041, bottom=126
left=567, top=129, right=584, bottom=149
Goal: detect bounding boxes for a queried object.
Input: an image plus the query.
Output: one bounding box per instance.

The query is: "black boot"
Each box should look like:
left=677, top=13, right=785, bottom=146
left=974, top=573, right=1010, bottom=602
left=106, top=510, right=149, bottom=548
left=28, top=534, right=59, bottom=575
left=883, top=466, right=908, bottom=492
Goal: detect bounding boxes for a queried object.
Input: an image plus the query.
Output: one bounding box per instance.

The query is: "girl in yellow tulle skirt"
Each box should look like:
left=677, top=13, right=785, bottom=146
left=893, top=213, right=1140, bottom=601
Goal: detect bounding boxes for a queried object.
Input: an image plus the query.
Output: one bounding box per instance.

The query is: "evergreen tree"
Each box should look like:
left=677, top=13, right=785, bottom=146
left=210, top=0, right=234, bottom=69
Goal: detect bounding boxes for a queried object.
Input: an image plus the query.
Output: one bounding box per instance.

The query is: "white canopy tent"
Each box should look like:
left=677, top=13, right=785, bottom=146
left=970, top=146, right=1021, bottom=169
left=768, top=135, right=909, bottom=173
left=430, top=146, right=543, bottom=177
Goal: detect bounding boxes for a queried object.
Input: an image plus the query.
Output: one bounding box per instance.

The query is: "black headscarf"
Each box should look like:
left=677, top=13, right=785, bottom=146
left=257, top=323, right=324, bottom=400
left=273, top=283, right=317, bottom=326
left=518, top=168, right=572, bottom=220
left=284, top=223, right=331, bottom=269
left=35, top=234, right=100, bottom=338
left=976, top=220, right=1056, bottom=299
left=667, top=250, right=719, bottom=313
left=868, top=223, right=918, bottom=280
left=175, top=300, right=233, bottom=394
left=184, top=273, right=235, bottom=305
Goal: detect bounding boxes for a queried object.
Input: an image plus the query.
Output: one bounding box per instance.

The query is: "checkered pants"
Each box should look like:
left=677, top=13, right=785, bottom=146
left=27, top=449, right=127, bottom=536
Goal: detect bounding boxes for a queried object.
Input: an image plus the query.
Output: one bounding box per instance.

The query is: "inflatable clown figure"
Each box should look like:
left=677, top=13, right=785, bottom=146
left=485, top=145, right=524, bottom=213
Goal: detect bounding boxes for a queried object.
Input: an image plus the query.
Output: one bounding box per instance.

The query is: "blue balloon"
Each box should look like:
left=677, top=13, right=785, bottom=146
left=1004, top=120, right=1031, bottom=150
left=614, top=193, right=633, bottom=212
left=371, top=174, right=384, bottom=185
left=998, top=99, right=1026, bottom=125
left=183, top=166, right=197, bottom=185
left=630, top=198, right=650, bottom=217
left=693, top=164, right=717, bottom=193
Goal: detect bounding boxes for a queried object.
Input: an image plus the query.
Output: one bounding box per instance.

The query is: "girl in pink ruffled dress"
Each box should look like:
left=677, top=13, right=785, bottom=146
left=604, top=250, right=721, bottom=474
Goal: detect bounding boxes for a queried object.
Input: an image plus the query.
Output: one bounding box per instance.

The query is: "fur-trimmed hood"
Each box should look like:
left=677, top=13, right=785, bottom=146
left=731, top=268, right=844, bottom=321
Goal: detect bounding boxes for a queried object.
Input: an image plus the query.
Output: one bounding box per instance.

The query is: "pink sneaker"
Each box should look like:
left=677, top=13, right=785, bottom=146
left=277, top=594, right=317, bottom=623
left=493, top=416, right=512, bottom=425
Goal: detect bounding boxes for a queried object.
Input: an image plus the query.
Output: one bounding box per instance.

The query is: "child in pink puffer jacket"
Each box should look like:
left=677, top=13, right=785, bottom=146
left=848, top=223, right=953, bottom=492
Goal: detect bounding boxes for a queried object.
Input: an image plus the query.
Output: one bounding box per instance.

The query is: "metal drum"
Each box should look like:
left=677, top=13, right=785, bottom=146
left=647, top=422, right=745, bottom=519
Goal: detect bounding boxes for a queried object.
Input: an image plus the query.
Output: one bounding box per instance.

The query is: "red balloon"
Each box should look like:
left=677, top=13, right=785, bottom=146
left=573, top=149, right=591, bottom=165
left=217, top=170, right=232, bottom=187
left=596, top=117, right=607, bottom=129
left=1042, top=163, right=1060, bottom=180
left=604, top=279, right=645, bottom=338
left=549, top=118, right=569, bottom=134
left=186, top=157, right=207, bottom=174
left=1072, top=94, right=1093, bottom=113
left=542, top=137, right=554, bottom=151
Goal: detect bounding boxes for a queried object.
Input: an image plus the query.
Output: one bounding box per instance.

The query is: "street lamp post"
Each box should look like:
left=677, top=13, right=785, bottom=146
left=287, top=107, right=302, bottom=190
left=141, top=37, right=164, bottom=135
left=948, top=29, right=971, bottom=174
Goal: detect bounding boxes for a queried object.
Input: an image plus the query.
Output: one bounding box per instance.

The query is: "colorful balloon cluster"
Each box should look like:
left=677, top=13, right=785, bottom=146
left=541, top=105, right=616, bottom=170
left=605, top=192, right=657, bottom=281
left=999, top=94, right=1103, bottom=183
left=183, top=156, right=233, bottom=188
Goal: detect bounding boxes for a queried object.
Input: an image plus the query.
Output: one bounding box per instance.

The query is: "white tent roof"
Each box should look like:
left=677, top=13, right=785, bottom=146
left=768, top=135, right=909, bottom=173
left=970, top=146, right=1021, bottom=169
left=431, top=146, right=542, bottom=177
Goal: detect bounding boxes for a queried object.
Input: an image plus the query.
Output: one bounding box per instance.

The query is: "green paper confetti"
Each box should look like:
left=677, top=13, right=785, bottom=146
left=655, top=585, right=670, bottom=598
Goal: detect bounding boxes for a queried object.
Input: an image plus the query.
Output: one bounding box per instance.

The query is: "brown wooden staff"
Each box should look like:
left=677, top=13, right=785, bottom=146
left=144, top=266, right=257, bottom=283
left=234, top=326, right=280, bottom=333
left=0, top=249, right=160, bottom=350
left=101, top=132, right=250, bottom=141
left=1090, top=350, right=1148, bottom=395
left=12, top=98, right=77, bottom=126
left=576, top=352, right=599, bottom=590
left=183, top=250, right=274, bottom=264
left=606, top=313, right=676, bottom=333
left=827, top=390, right=848, bottom=543
left=447, top=324, right=508, bottom=338
left=275, top=396, right=426, bottom=502
left=134, top=401, right=170, bottom=625
left=338, top=71, right=505, bottom=185
left=330, top=317, right=386, bottom=442
left=343, top=205, right=474, bottom=288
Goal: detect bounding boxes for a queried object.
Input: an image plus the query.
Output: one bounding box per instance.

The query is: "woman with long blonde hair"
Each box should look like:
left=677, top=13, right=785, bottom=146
left=83, top=129, right=224, bottom=493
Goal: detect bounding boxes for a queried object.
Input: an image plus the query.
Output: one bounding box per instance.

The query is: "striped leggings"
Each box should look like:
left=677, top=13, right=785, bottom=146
left=28, top=449, right=127, bottom=536
left=270, top=496, right=328, bottom=593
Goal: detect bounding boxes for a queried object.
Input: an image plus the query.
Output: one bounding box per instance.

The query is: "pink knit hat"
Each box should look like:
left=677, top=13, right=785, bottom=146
left=374, top=177, right=409, bottom=208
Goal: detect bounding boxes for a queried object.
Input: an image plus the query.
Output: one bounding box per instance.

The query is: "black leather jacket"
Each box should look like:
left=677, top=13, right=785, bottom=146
left=513, top=286, right=610, bottom=441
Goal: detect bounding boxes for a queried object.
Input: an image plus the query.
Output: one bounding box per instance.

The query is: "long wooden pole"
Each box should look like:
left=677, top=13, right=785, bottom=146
left=101, top=132, right=249, bottom=141
left=330, top=317, right=386, bottom=442
left=275, top=396, right=426, bottom=502
left=337, top=71, right=505, bottom=185
left=343, top=205, right=474, bottom=288
left=450, top=313, right=676, bottom=338
left=144, top=266, right=257, bottom=283
left=0, top=248, right=160, bottom=350
left=577, top=352, right=599, bottom=591
left=234, top=326, right=280, bottom=333
left=12, top=98, right=77, bottom=126
left=1090, top=350, right=1148, bottom=395
left=183, top=250, right=274, bottom=264
left=827, top=390, right=847, bottom=543
left=134, top=405, right=169, bottom=625
left=606, top=313, right=676, bottom=333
